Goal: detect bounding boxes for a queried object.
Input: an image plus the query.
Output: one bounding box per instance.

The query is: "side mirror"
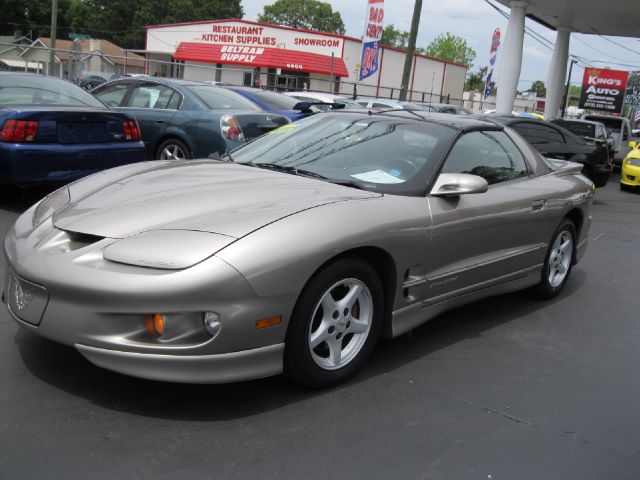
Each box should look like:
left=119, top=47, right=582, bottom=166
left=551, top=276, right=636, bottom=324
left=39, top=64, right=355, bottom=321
left=430, top=173, right=489, bottom=197
left=629, top=141, right=638, bottom=149
left=292, top=101, right=313, bottom=113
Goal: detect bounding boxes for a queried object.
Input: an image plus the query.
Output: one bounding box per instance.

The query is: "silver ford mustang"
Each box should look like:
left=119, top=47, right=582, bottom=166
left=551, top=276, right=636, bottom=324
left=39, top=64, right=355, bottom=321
left=3, top=112, right=594, bottom=388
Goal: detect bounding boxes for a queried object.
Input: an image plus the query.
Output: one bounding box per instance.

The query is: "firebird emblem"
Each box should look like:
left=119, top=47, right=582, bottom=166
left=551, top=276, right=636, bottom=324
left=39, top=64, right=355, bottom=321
left=12, top=279, right=35, bottom=311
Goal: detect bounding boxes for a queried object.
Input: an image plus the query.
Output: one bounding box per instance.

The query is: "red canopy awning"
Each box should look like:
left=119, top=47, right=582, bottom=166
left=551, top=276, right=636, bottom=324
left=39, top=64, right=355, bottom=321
left=174, top=42, right=349, bottom=78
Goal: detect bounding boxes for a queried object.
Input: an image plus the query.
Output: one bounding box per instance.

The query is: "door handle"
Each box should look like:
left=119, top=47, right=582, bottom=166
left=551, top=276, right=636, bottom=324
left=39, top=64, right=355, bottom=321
left=156, top=120, right=165, bottom=124
left=531, top=200, right=545, bottom=211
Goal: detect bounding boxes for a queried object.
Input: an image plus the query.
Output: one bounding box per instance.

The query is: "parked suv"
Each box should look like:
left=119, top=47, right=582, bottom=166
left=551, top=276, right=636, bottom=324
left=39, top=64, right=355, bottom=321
left=582, top=114, right=632, bottom=166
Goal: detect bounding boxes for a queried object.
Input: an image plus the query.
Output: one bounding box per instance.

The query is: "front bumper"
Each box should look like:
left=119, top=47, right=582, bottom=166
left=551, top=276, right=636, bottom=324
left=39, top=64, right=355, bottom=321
left=3, top=209, right=294, bottom=383
left=76, top=343, right=284, bottom=383
left=621, top=162, right=640, bottom=186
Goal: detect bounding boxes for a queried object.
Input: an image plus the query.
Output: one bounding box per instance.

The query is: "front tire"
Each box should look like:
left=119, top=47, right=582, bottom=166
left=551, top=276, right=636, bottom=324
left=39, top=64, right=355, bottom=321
left=284, top=257, right=384, bottom=388
left=531, top=220, right=576, bottom=299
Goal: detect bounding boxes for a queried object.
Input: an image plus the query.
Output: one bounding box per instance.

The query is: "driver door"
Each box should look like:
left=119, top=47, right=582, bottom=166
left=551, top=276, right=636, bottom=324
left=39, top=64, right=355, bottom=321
left=424, top=130, right=549, bottom=303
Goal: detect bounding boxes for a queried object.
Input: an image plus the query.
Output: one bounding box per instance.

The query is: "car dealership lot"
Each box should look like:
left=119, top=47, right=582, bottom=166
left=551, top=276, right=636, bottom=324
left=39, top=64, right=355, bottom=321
left=1, top=175, right=639, bottom=480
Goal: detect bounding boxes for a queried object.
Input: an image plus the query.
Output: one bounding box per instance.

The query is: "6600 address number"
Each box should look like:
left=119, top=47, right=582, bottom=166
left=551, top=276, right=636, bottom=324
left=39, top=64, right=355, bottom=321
left=286, top=63, right=304, bottom=70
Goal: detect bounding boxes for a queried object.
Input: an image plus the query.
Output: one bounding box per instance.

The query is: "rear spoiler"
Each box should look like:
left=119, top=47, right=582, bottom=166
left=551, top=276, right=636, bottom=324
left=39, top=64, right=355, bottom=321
left=545, top=158, right=584, bottom=175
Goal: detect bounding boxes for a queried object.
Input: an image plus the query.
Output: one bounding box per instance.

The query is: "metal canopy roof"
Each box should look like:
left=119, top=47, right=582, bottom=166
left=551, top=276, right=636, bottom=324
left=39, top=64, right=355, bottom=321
left=495, top=0, right=640, bottom=36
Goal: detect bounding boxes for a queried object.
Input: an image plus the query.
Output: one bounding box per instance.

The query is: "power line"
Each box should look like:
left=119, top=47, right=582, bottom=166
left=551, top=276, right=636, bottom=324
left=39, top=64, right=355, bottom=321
left=599, top=35, right=640, bottom=56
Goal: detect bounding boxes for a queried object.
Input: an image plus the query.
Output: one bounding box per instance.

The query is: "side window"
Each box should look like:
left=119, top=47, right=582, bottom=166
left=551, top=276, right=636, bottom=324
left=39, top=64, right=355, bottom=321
left=126, top=84, right=179, bottom=109
left=93, top=83, right=130, bottom=107
left=441, top=131, right=528, bottom=185
left=512, top=123, right=565, bottom=144
left=596, top=125, right=606, bottom=139
left=372, top=102, right=390, bottom=108
left=441, top=107, right=457, bottom=114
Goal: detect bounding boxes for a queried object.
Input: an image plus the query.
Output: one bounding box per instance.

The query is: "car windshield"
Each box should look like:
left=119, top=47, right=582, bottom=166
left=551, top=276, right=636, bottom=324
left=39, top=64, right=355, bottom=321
left=335, top=98, right=364, bottom=109
left=187, top=86, right=260, bottom=111
left=247, top=90, right=301, bottom=110
left=403, top=103, right=435, bottom=111
left=583, top=116, right=622, bottom=132
left=556, top=121, right=595, bottom=138
left=0, top=75, right=105, bottom=107
left=230, top=113, right=454, bottom=196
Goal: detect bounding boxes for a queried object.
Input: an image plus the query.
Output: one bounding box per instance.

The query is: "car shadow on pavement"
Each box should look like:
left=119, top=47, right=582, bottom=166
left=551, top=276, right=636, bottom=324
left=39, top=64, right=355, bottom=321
left=0, top=185, right=59, bottom=213
left=14, top=268, right=587, bottom=421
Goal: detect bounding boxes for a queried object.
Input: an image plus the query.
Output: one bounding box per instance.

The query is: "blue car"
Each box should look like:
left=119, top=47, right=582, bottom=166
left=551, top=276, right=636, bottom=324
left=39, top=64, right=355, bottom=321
left=91, top=79, right=290, bottom=160
left=223, top=86, right=319, bottom=122
left=0, top=73, right=145, bottom=184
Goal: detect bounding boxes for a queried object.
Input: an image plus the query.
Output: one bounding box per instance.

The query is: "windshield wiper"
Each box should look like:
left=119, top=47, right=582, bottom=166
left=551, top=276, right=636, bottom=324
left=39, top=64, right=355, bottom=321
left=253, top=164, right=368, bottom=190
left=329, top=180, right=368, bottom=190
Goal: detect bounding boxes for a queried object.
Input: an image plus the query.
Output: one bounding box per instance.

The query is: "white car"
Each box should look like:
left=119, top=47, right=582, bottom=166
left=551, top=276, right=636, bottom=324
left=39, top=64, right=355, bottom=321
left=356, top=97, right=436, bottom=112
left=283, top=91, right=363, bottom=112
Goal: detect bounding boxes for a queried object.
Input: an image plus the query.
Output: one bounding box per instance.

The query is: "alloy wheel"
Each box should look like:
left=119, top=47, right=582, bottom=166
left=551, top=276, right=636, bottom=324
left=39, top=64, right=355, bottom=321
left=548, top=231, right=573, bottom=288
left=307, top=278, right=373, bottom=370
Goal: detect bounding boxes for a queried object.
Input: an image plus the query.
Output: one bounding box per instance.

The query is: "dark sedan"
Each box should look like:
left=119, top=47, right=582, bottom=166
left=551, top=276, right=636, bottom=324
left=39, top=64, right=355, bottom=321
left=0, top=73, right=145, bottom=184
left=91, top=79, right=289, bottom=160
left=224, top=86, right=318, bottom=121
left=482, top=115, right=611, bottom=187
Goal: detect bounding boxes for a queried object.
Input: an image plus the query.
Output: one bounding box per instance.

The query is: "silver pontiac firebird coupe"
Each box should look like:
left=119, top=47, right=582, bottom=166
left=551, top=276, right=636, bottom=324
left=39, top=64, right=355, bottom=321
left=3, top=111, right=594, bottom=388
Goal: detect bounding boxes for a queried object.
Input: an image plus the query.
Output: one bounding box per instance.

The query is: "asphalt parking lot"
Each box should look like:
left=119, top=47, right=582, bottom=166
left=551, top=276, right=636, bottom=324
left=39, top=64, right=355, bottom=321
left=1, top=172, right=639, bottom=480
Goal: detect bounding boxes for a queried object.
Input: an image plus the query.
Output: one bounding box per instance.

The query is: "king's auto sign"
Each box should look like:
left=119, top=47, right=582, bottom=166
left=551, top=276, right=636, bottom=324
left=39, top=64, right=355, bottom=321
left=579, top=68, right=629, bottom=114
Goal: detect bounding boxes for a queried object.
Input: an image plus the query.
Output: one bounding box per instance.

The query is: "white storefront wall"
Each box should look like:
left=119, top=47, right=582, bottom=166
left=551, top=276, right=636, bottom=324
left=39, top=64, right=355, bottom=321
left=145, top=20, right=467, bottom=101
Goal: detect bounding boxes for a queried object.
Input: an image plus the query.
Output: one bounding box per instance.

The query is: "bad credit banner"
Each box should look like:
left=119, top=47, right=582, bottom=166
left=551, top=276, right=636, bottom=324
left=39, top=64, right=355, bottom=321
left=359, top=0, right=384, bottom=81
left=579, top=68, right=629, bottom=114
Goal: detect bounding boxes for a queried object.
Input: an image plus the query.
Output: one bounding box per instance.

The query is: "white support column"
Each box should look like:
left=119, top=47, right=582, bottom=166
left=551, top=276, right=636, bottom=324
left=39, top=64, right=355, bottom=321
left=544, top=27, right=571, bottom=120
left=496, top=1, right=528, bottom=114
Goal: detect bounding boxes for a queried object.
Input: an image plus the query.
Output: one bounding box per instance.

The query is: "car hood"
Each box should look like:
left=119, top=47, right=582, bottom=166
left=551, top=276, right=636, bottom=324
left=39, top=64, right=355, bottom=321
left=52, top=161, right=380, bottom=239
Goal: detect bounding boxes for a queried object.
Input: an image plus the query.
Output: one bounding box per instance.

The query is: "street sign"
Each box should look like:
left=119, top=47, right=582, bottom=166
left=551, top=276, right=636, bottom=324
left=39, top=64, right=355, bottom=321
left=69, top=33, right=91, bottom=40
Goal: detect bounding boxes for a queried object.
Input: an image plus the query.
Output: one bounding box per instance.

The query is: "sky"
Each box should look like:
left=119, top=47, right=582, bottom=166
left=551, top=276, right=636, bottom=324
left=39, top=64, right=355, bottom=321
left=241, top=0, right=640, bottom=91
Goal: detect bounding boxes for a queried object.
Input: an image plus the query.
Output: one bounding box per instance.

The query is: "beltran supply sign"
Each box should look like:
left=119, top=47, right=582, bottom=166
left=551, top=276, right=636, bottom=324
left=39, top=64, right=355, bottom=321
left=579, top=68, right=629, bottom=114
left=359, top=0, right=384, bottom=80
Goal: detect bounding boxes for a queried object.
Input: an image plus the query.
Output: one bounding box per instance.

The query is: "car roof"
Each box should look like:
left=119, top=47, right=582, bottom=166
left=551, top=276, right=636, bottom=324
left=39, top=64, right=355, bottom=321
left=553, top=119, right=602, bottom=127
left=475, top=114, right=549, bottom=125
left=334, top=110, right=501, bottom=132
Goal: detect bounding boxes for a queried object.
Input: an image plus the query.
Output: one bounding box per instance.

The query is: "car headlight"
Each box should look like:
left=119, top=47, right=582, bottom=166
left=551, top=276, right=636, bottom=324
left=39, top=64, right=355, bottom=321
left=103, top=230, right=235, bottom=269
left=626, top=157, right=640, bottom=167
left=33, top=187, right=70, bottom=227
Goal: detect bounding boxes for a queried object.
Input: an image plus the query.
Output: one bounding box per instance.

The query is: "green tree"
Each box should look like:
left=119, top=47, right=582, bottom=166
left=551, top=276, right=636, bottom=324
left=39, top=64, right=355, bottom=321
left=258, top=0, right=345, bottom=35
left=67, top=0, right=243, bottom=49
left=530, top=80, right=546, bottom=97
left=567, top=84, right=581, bottom=107
left=424, top=32, right=476, bottom=67
left=381, top=24, right=409, bottom=49
left=466, top=66, right=488, bottom=92
left=0, top=0, right=75, bottom=39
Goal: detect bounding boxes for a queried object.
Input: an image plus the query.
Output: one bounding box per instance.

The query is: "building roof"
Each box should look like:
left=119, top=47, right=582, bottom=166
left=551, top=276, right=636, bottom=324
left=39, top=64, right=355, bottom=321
left=24, top=38, right=145, bottom=67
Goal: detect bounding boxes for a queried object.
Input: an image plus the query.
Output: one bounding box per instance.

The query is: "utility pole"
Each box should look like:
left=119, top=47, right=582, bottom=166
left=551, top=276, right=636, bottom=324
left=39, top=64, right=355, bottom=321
left=561, top=58, right=578, bottom=118
left=49, top=0, right=58, bottom=76
left=399, top=0, right=423, bottom=101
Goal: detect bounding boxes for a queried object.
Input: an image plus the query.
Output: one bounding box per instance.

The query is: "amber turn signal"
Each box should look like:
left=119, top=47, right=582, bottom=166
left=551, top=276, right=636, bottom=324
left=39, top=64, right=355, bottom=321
left=256, top=316, right=282, bottom=329
left=146, top=313, right=165, bottom=336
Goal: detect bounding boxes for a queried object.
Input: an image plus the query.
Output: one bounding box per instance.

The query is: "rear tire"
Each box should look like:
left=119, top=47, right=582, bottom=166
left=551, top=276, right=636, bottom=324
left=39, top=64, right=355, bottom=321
left=530, top=220, right=576, bottom=299
left=156, top=138, right=191, bottom=160
left=284, top=257, right=384, bottom=388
